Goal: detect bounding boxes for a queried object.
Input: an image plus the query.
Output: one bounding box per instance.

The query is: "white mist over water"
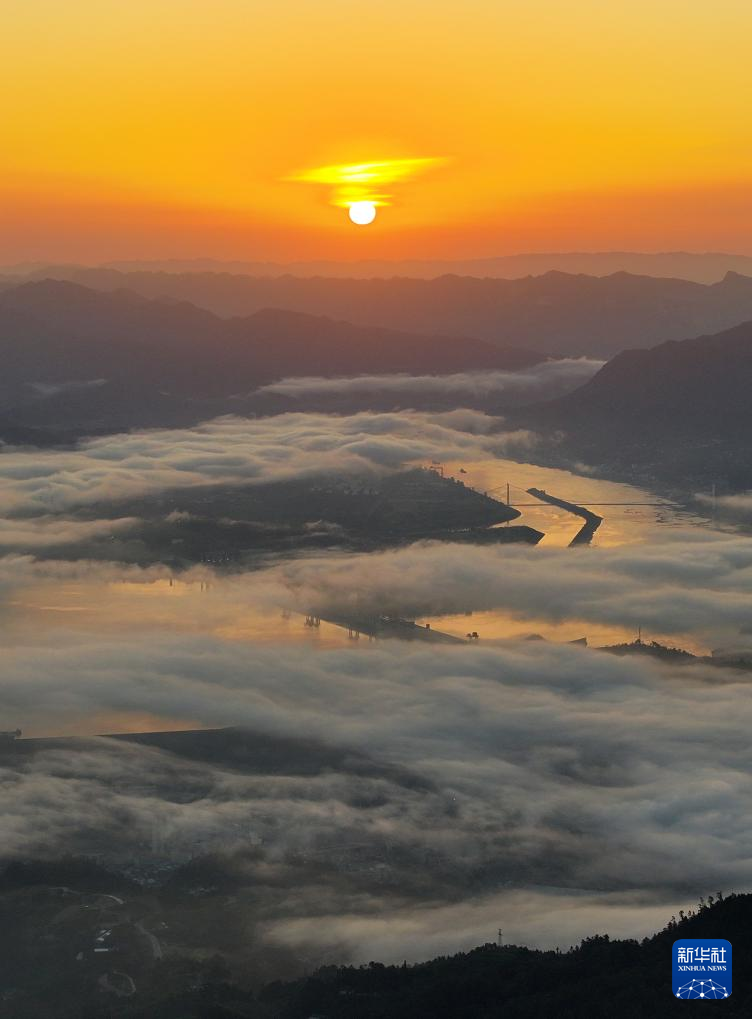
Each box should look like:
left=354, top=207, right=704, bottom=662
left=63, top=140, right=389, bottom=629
left=1, top=422, right=748, bottom=963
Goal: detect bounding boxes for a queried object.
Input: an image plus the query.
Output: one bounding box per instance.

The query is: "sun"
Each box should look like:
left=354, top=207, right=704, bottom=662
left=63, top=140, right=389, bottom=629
left=289, top=157, right=446, bottom=224
left=348, top=200, right=377, bottom=226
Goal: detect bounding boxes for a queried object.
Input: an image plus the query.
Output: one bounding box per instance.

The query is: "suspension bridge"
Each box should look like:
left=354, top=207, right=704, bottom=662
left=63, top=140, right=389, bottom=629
left=484, top=480, right=669, bottom=508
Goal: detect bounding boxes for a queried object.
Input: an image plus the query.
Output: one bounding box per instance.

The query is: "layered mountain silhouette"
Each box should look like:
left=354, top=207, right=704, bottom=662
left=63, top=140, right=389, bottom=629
left=4, top=276, right=751, bottom=496
left=0, top=280, right=537, bottom=433
left=6, top=249, right=750, bottom=282
left=14, top=266, right=752, bottom=358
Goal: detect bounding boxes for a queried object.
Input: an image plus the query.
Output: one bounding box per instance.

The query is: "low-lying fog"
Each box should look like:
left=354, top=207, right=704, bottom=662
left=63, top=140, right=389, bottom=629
left=1, top=408, right=750, bottom=969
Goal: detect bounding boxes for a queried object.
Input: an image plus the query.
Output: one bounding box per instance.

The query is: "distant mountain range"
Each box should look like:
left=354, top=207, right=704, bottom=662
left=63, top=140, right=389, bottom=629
left=9, top=266, right=752, bottom=358
left=5, top=250, right=752, bottom=282
left=3, top=276, right=751, bottom=498
left=0, top=280, right=537, bottom=433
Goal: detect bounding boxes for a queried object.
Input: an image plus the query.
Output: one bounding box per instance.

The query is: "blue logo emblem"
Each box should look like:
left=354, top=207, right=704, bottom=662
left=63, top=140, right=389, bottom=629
left=673, top=939, right=732, bottom=998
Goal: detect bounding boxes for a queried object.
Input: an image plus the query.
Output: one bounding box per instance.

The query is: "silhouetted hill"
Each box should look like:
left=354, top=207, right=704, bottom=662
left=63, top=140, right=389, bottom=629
left=19, top=266, right=752, bottom=357
left=524, top=320, right=752, bottom=491
left=550, top=317, right=749, bottom=430
left=0, top=280, right=537, bottom=432
left=2, top=851, right=748, bottom=1019
left=549, top=319, right=752, bottom=435
left=3, top=884, right=740, bottom=1018
left=251, top=894, right=749, bottom=1018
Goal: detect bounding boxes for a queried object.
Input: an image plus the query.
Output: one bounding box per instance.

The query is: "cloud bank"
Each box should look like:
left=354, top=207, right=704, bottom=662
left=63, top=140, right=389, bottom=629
left=237, top=530, right=752, bottom=642
left=0, top=408, right=748, bottom=966
left=697, top=491, right=752, bottom=521
left=0, top=411, right=534, bottom=517
left=255, top=359, right=604, bottom=400
left=3, top=523, right=752, bottom=646
left=2, top=636, right=751, bottom=963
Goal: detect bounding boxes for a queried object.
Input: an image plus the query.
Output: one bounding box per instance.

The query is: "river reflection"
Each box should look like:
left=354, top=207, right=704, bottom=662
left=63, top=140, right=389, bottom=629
left=4, top=578, right=353, bottom=649
left=416, top=458, right=711, bottom=651
left=441, top=457, right=704, bottom=548
left=1, top=456, right=720, bottom=737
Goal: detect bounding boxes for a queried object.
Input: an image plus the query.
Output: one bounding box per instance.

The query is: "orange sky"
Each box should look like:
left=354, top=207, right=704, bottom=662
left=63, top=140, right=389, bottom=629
left=2, top=1, right=751, bottom=263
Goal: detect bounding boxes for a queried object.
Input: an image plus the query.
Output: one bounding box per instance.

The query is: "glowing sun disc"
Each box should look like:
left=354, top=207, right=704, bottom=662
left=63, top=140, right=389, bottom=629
left=349, top=201, right=377, bottom=225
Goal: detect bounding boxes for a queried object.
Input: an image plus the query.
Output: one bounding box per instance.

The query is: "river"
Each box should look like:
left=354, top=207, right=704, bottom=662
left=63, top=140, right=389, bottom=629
left=1, top=455, right=718, bottom=736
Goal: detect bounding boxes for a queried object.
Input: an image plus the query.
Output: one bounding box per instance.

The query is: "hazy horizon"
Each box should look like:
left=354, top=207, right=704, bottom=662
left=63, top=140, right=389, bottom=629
left=5, top=250, right=752, bottom=291
left=5, top=3, right=752, bottom=265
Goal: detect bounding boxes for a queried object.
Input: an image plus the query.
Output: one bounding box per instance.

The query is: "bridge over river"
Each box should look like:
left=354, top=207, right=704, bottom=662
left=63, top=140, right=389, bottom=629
left=304, top=612, right=467, bottom=644
left=485, top=480, right=671, bottom=547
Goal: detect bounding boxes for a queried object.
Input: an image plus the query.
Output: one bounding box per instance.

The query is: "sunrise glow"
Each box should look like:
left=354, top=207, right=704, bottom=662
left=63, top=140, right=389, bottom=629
left=289, top=157, right=446, bottom=213
left=2, top=2, right=752, bottom=261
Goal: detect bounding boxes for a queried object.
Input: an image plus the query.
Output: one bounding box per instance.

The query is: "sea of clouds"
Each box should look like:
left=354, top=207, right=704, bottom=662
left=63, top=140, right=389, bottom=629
left=0, top=408, right=750, bottom=968
left=1, top=631, right=750, bottom=963
left=0, top=410, right=534, bottom=519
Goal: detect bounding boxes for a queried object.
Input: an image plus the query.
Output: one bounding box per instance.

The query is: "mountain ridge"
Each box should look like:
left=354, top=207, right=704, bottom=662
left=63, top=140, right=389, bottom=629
left=519, top=318, right=752, bottom=492
left=15, top=266, right=752, bottom=358
left=7, top=249, right=752, bottom=283
left=0, top=279, right=539, bottom=434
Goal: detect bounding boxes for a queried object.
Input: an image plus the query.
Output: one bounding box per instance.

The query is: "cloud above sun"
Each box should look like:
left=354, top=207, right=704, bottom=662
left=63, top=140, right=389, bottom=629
left=287, top=156, right=448, bottom=222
